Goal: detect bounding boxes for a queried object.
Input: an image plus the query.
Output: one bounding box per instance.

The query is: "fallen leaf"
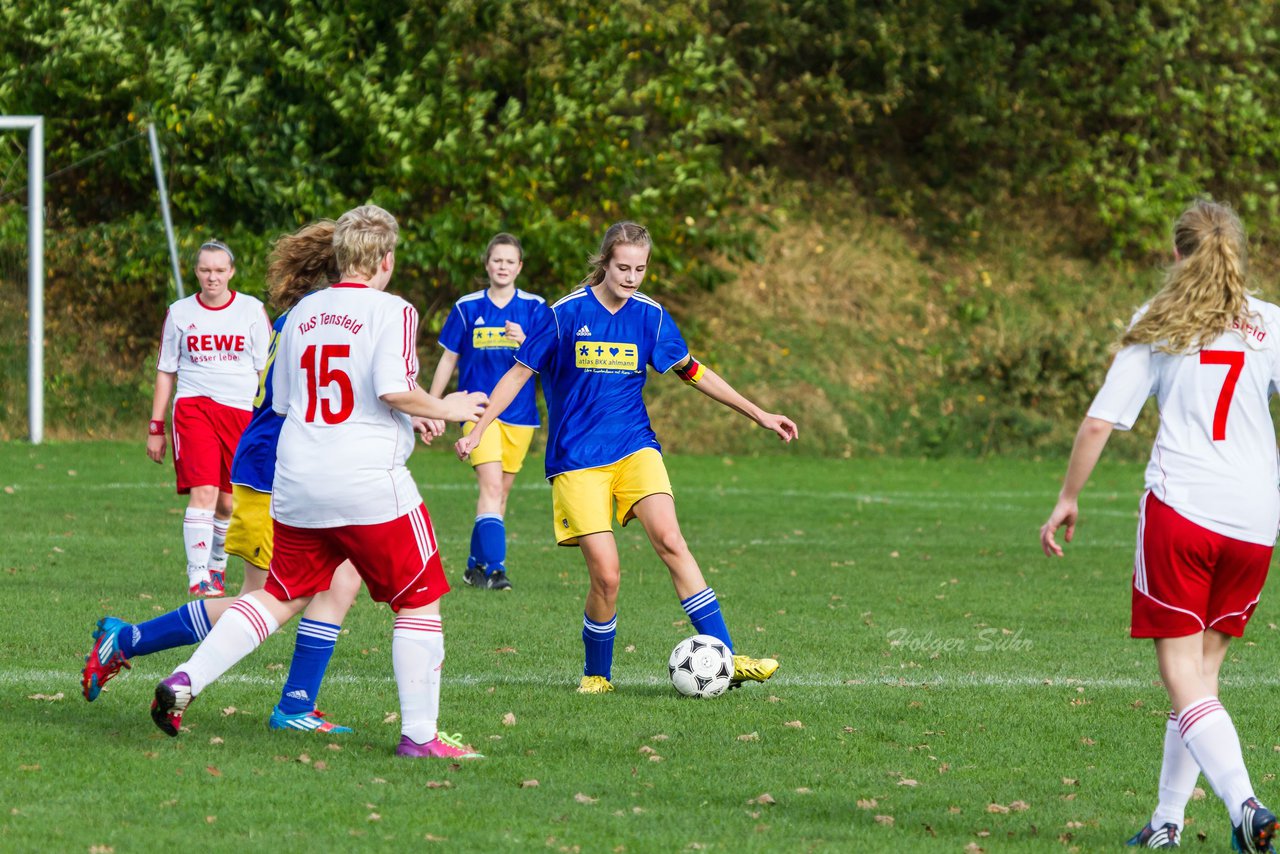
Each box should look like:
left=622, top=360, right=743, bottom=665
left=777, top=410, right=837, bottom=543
left=89, top=846, right=114, bottom=853
left=784, top=720, right=803, bottom=728
left=425, top=780, right=452, bottom=789
left=368, top=813, right=381, bottom=821
left=987, top=803, right=1010, bottom=814
left=749, top=793, right=776, bottom=806
left=424, top=834, right=447, bottom=842
left=383, top=713, right=399, bottom=724
left=206, top=766, right=221, bottom=777
left=27, top=692, right=64, bottom=701
left=519, top=780, right=540, bottom=788
left=874, top=815, right=895, bottom=826
left=221, top=707, right=237, bottom=716
left=1066, top=821, right=1085, bottom=829
left=326, top=743, right=342, bottom=751
left=19, top=765, right=40, bottom=771
left=205, top=816, right=216, bottom=824
left=1061, top=777, right=1079, bottom=786
left=795, top=788, right=812, bottom=795
left=297, top=754, right=311, bottom=765
left=767, top=695, right=782, bottom=703
left=1192, top=787, right=1207, bottom=801
left=502, top=712, right=517, bottom=727
left=209, top=737, right=224, bottom=745
left=313, top=761, right=328, bottom=771
left=964, top=844, right=983, bottom=854
left=948, top=806, right=962, bottom=814
left=898, top=779, right=919, bottom=787
left=856, top=799, right=877, bottom=809
left=574, top=793, right=598, bottom=805
left=371, top=778, right=387, bottom=784
left=495, top=647, right=518, bottom=654
left=651, top=734, right=669, bottom=741
left=737, top=732, right=760, bottom=742
left=1009, top=800, right=1030, bottom=812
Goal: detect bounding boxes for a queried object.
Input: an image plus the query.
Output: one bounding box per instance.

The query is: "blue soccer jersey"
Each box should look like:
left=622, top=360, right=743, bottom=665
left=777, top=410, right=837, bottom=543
left=438, top=288, right=551, bottom=427
left=229, top=312, right=289, bottom=492
left=516, top=287, right=689, bottom=478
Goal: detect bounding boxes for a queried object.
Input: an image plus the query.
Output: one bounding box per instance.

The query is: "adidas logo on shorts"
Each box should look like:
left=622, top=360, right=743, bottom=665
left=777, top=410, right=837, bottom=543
left=576, top=324, right=592, bottom=337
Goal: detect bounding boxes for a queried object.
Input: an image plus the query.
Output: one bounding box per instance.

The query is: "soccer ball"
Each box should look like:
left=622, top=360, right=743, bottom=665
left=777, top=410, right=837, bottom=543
left=667, top=634, right=734, bottom=698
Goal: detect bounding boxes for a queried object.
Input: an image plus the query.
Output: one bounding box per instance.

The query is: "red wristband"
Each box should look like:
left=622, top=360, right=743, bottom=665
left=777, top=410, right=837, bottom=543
left=148, top=420, right=165, bottom=436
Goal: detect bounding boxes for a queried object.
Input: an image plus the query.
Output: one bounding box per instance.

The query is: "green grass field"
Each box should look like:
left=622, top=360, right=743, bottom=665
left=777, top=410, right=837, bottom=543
left=2, top=442, right=1279, bottom=852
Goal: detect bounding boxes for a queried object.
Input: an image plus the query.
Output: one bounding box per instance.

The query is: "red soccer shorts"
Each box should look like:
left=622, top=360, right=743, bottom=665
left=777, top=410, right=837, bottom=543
left=266, top=503, right=450, bottom=612
left=1131, top=491, right=1272, bottom=638
left=172, top=396, right=250, bottom=494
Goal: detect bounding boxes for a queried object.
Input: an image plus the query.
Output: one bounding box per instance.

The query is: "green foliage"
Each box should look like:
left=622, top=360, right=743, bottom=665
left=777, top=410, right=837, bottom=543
left=715, top=0, right=1280, bottom=255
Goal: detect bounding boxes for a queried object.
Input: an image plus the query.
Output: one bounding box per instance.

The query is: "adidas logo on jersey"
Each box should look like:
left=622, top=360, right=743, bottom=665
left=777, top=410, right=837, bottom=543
left=187, top=323, right=198, bottom=330
left=475, top=316, right=485, bottom=326
left=576, top=324, right=592, bottom=337
left=285, top=689, right=310, bottom=701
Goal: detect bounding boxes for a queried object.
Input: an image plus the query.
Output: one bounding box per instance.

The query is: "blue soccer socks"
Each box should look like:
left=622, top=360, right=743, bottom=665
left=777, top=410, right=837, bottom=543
left=277, top=619, right=341, bottom=716
left=681, top=588, right=734, bottom=653
left=582, top=612, right=617, bottom=680
left=472, top=514, right=507, bottom=575
left=122, top=600, right=212, bottom=658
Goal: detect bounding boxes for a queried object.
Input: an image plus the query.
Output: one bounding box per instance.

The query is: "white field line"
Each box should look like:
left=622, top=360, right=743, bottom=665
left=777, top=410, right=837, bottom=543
left=7, top=480, right=1140, bottom=517
left=9, top=667, right=1280, bottom=691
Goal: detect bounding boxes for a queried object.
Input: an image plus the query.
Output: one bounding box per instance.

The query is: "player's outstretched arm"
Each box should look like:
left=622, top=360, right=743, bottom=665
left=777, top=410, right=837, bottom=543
left=146, top=370, right=177, bottom=463
left=381, top=387, right=487, bottom=423
left=674, top=357, right=798, bottom=443
left=427, top=350, right=459, bottom=399
left=455, top=364, right=534, bottom=459
left=1040, top=416, right=1114, bottom=557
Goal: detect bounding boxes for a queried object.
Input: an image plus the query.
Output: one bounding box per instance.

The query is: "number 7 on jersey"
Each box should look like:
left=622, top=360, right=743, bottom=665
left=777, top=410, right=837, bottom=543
left=1200, top=349, right=1244, bottom=441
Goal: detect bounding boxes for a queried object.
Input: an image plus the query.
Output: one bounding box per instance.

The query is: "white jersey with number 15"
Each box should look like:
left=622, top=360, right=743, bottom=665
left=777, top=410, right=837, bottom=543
left=271, top=283, right=422, bottom=529
left=1089, top=295, right=1280, bottom=546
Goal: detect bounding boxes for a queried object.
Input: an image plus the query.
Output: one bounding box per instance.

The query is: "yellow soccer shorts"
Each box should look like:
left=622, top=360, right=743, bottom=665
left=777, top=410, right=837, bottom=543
left=462, top=420, right=536, bottom=473
left=550, top=447, right=672, bottom=546
left=225, top=484, right=273, bottom=570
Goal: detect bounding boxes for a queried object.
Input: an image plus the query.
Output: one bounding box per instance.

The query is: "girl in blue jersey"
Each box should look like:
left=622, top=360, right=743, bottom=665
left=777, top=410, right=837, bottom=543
left=429, top=234, right=552, bottom=591
left=456, top=221, right=798, bottom=693
left=82, top=221, right=424, bottom=733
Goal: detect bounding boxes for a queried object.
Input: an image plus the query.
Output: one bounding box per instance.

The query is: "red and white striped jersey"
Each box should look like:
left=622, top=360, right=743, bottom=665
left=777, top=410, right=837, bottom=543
left=157, top=291, right=270, bottom=411
left=1089, top=296, right=1280, bottom=545
left=270, top=283, right=423, bottom=527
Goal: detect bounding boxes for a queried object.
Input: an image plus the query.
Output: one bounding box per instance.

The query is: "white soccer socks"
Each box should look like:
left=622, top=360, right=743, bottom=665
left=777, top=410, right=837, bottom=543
left=209, top=514, right=230, bottom=570
left=392, top=615, right=445, bottom=745
left=1179, top=696, right=1256, bottom=825
left=1152, top=711, right=1200, bottom=830
left=183, top=507, right=215, bottom=584
left=179, top=596, right=280, bottom=696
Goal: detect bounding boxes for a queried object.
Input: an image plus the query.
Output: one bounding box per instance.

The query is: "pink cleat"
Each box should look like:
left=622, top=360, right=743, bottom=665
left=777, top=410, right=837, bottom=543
left=150, top=671, right=194, bottom=737
left=395, top=733, right=484, bottom=759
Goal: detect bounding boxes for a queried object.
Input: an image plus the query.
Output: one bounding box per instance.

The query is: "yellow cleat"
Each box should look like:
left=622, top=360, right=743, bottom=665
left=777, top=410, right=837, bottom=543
left=731, top=655, right=779, bottom=685
left=577, top=675, right=615, bottom=694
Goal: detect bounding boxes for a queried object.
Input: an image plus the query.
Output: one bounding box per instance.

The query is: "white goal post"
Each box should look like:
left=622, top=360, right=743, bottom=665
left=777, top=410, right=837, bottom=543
left=1, top=116, right=44, bottom=444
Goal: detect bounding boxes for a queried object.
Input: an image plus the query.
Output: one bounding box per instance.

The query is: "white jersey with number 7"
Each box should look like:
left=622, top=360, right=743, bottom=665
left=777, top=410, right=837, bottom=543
left=1088, top=295, right=1280, bottom=546
left=270, top=283, right=423, bottom=528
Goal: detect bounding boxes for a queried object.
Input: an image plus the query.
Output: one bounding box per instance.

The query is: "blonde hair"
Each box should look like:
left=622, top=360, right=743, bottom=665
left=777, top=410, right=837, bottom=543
left=334, top=204, right=399, bottom=279
left=1120, top=200, right=1254, bottom=354
left=267, top=221, right=338, bottom=311
left=580, top=221, right=651, bottom=288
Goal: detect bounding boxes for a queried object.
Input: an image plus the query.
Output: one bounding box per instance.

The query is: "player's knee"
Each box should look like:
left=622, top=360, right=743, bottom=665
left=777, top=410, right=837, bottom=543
left=329, top=564, right=363, bottom=606
left=650, top=529, right=689, bottom=561
left=589, top=570, right=621, bottom=601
